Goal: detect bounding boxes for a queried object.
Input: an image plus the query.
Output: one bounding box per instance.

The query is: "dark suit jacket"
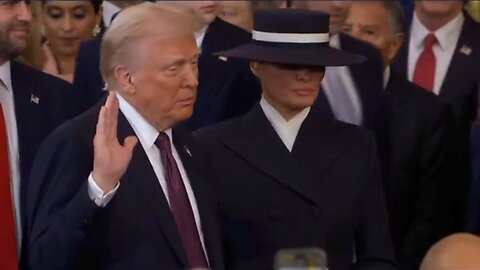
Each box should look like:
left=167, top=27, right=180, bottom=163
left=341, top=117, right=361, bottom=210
left=183, top=18, right=261, bottom=131
left=73, top=35, right=104, bottom=111
left=313, top=34, right=389, bottom=167
left=9, top=61, right=79, bottom=268
left=195, top=105, right=397, bottom=270
left=392, top=12, right=480, bottom=232
left=468, top=121, right=480, bottom=232
left=26, top=104, right=224, bottom=270
left=384, top=71, right=453, bottom=270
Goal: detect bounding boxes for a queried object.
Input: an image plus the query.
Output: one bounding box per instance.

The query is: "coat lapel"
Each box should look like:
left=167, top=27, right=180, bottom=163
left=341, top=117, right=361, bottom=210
left=290, top=111, right=355, bottom=192
left=116, top=114, right=188, bottom=266
left=221, top=105, right=347, bottom=207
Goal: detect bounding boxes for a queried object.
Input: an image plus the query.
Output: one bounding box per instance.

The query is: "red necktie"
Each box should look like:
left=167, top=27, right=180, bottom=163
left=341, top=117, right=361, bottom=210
left=413, top=33, right=437, bottom=91
left=0, top=99, right=19, bottom=270
left=155, top=132, right=209, bottom=269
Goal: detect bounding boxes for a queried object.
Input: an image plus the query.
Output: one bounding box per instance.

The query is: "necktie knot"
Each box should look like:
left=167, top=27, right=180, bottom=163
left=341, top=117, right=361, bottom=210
left=155, top=132, right=171, bottom=153
left=424, top=33, right=437, bottom=50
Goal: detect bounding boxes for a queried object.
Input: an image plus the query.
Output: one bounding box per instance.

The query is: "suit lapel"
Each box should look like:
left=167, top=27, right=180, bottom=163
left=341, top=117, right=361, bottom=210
left=172, top=128, right=223, bottom=270
left=11, top=61, right=42, bottom=227
left=116, top=114, right=188, bottom=266
left=439, top=15, right=476, bottom=100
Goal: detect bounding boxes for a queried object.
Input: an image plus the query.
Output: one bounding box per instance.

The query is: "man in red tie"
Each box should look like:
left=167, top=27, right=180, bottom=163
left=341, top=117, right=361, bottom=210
left=27, top=3, right=224, bottom=270
left=0, top=1, right=79, bottom=269
left=393, top=0, right=480, bottom=237
left=342, top=1, right=455, bottom=269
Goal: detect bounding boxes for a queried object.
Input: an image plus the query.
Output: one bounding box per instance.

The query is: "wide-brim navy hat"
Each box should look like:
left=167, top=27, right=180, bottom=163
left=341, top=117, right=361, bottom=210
left=215, top=9, right=366, bottom=67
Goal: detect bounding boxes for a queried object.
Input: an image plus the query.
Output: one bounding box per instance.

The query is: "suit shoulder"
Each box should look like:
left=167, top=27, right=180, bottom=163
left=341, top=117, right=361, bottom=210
left=45, top=104, right=99, bottom=147
left=79, top=36, right=101, bottom=51
left=315, top=116, right=375, bottom=147
left=217, top=18, right=252, bottom=39
left=194, top=117, right=242, bottom=143
left=12, top=61, right=72, bottom=92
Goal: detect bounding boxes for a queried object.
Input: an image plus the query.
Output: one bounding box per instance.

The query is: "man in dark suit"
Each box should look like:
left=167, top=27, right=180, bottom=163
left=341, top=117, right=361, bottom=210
left=343, top=2, right=454, bottom=269
left=291, top=0, right=389, bottom=164
left=196, top=9, right=397, bottom=270
left=27, top=4, right=223, bottom=270
left=392, top=0, right=480, bottom=233
left=0, top=2, right=79, bottom=269
left=169, top=1, right=261, bottom=131
left=75, top=1, right=261, bottom=129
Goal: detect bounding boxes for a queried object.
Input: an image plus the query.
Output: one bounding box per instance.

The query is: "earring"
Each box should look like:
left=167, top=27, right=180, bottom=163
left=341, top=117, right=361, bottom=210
left=92, top=24, right=101, bottom=36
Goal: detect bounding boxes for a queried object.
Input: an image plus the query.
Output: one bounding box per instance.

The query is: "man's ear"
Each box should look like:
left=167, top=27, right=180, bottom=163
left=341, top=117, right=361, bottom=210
left=250, top=61, right=259, bottom=77
left=388, top=32, right=405, bottom=63
left=113, top=65, right=135, bottom=94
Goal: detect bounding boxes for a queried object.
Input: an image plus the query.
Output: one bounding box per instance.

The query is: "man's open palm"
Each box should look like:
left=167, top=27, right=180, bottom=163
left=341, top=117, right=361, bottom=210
left=92, top=92, right=138, bottom=193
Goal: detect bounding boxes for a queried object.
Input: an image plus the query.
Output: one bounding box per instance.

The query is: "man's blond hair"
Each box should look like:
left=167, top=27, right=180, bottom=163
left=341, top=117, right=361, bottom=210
left=100, top=2, right=200, bottom=90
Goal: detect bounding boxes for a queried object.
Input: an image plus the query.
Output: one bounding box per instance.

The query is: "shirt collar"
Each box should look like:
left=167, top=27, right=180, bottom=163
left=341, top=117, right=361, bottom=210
left=329, top=33, right=341, bottom=49
left=195, top=24, right=209, bottom=47
left=383, top=66, right=391, bottom=89
left=102, top=1, right=122, bottom=28
left=0, top=61, right=13, bottom=92
left=411, top=11, right=464, bottom=51
left=117, top=93, right=172, bottom=149
left=260, top=96, right=310, bottom=132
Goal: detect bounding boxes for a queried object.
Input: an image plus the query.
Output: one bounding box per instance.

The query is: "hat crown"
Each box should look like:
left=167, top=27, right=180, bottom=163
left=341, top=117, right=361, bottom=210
left=253, top=9, right=330, bottom=34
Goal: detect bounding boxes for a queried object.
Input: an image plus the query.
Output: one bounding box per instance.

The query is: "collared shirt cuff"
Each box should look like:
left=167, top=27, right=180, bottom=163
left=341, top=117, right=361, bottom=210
left=87, top=172, right=119, bottom=207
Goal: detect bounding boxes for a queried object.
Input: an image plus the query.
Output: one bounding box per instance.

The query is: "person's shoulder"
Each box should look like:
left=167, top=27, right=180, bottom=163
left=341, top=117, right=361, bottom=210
left=79, top=36, right=102, bottom=51
left=45, top=104, right=100, bottom=147
left=193, top=116, right=242, bottom=143
left=210, top=17, right=251, bottom=42
left=314, top=115, right=375, bottom=149
left=12, top=60, right=72, bottom=91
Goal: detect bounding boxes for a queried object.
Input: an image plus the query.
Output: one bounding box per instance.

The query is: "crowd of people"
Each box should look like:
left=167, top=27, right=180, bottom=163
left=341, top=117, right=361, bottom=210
left=1, top=1, right=480, bottom=270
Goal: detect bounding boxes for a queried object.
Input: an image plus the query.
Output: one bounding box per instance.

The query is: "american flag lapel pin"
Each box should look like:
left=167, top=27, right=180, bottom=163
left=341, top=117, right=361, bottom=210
left=184, top=145, right=192, bottom=157
left=460, top=45, right=472, bottom=56
left=30, top=94, right=40, bottom=104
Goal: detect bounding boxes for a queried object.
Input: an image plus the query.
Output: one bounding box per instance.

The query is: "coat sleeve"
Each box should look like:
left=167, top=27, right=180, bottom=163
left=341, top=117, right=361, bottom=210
left=354, top=134, right=398, bottom=270
left=26, top=130, right=100, bottom=270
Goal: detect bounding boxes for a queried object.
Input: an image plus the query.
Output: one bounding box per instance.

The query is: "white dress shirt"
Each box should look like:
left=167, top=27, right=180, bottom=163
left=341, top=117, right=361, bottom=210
left=383, top=66, right=391, bottom=90
left=102, top=1, right=121, bottom=28
left=87, top=92, right=208, bottom=258
left=321, top=34, right=363, bottom=125
left=0, top=61, right=22, bottom=253
left=260, top=97, right=310, bottom=152
left=196, top=24, right=208, bottom=48
left=408, top=12, right=464, bottom=94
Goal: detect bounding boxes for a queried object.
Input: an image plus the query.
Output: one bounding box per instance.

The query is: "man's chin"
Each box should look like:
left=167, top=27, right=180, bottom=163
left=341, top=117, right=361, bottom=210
left=0, top=43, right=24, bottom=60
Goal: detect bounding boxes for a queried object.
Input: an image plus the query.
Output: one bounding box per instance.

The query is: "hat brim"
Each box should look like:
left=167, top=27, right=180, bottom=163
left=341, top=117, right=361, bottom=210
left=214, top=43, right=366, bottom=67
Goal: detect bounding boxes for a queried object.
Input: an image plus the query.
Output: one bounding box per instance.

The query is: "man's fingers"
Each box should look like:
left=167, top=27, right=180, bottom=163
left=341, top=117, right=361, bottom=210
left=123, top=136, right=138, bottom=153
left=104, top=90, right=116, bottom=108
left=103, top=92, right=118, bottom=140
left=95, top=106, right=106, bottom=144
left=110, top=93, right=120, bottom=140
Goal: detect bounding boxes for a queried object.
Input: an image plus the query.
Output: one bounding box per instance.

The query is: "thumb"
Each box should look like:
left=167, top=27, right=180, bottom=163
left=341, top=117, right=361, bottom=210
left=123, top=136, right=138, bottom=153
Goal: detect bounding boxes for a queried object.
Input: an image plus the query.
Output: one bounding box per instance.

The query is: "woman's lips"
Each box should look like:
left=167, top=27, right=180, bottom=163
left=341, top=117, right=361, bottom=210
left=293, top=88, right=315, bottom=96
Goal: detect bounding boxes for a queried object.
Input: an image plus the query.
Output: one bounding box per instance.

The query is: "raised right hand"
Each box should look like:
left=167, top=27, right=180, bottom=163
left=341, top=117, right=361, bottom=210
left=92, top=92, right=138, bottom=193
